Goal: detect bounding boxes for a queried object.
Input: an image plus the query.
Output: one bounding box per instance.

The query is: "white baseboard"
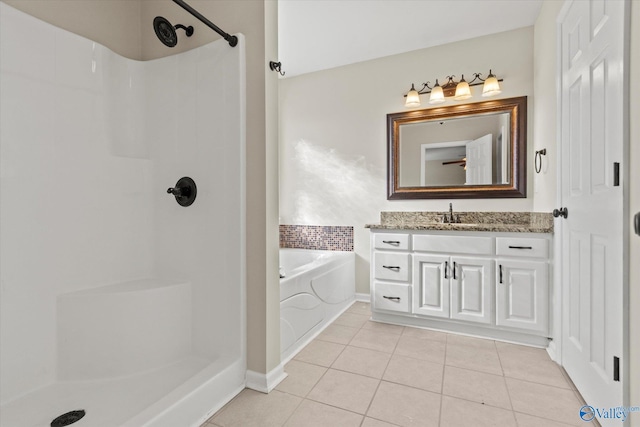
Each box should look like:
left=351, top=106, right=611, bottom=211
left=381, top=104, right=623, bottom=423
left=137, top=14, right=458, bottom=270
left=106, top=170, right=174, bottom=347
left=546, top=339, right=559, bottom=362
left=355, top=293, right=370, bottom=302
left=245, top=364, right=287, bottom=394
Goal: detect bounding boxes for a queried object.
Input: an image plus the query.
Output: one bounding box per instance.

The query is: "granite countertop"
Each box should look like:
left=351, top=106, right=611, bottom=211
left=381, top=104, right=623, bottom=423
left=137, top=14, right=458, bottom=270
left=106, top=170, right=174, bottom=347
left=365, top=211, right=554, bottom=234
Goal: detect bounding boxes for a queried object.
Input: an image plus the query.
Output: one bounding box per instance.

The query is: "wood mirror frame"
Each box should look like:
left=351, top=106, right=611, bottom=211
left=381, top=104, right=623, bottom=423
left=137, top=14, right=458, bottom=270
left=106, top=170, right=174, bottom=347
left=387, top=96, right=527, bottom=199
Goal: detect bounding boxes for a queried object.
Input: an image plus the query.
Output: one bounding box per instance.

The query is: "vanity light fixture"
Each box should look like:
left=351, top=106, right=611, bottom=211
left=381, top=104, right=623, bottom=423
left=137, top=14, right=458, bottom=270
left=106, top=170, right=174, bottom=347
left=404, top=70, right=503, bottom=107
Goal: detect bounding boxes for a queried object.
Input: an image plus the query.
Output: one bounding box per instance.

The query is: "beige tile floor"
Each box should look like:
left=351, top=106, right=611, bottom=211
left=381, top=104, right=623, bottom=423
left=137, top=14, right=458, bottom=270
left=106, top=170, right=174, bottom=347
left=203, top=302, right=594, bottom=427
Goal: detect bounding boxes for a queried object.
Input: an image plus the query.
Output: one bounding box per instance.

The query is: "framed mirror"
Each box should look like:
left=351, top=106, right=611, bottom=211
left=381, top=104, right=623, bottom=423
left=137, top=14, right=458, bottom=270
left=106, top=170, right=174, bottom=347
left=387, top=96, right=527, bottom=199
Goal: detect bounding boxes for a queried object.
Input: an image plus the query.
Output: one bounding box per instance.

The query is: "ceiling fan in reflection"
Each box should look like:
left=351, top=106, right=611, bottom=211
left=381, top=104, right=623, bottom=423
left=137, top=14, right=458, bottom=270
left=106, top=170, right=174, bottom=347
left=442, top=157, right=467, bottom=169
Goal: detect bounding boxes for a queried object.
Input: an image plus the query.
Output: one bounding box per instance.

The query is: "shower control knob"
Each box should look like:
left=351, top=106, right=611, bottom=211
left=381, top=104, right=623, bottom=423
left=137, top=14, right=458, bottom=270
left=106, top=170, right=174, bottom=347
left=167, top=177, right=197, bottom=207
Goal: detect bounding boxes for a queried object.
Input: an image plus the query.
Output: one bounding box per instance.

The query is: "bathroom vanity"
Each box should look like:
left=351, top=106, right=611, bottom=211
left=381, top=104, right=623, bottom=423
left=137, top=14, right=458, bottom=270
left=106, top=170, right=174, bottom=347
left=366, top=211, right=553, bottom=347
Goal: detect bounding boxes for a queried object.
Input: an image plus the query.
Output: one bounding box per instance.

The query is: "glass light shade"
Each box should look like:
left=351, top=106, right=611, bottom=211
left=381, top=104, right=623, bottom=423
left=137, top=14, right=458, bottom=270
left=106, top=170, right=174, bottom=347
left=405, top=86, right=421, bottom=107
left=482, top=75, right=502, bottom=97
left=454, top=80, right=472, bottom=100
left=429, top=85, right=445, bottom=104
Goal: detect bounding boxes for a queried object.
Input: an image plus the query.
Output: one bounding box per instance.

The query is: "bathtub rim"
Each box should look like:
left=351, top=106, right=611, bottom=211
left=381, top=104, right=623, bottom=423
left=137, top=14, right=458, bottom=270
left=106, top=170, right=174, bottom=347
left=279, top=248, right=354, bottom=285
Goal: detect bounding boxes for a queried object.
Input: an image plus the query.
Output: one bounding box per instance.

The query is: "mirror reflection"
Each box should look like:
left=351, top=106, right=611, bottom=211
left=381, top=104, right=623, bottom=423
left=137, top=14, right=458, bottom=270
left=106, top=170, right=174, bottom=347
left=387, top=96, right=527, bottom=199
left=399, top=113, right=510, bottom=187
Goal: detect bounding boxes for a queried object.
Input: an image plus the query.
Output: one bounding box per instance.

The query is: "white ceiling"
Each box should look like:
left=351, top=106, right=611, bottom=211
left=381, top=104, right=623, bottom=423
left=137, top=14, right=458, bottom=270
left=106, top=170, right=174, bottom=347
left=278, top=0, right=543, bottom=77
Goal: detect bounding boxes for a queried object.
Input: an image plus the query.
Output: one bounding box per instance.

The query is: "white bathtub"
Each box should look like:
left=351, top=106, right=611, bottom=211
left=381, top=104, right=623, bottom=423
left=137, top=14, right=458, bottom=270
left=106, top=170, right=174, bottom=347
left=280, top=249, right=356, bottom=361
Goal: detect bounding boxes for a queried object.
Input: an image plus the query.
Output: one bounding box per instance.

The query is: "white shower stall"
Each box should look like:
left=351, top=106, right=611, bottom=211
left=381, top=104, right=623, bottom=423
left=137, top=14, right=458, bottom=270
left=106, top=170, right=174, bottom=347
left=0, top=3, right=246, bottom=426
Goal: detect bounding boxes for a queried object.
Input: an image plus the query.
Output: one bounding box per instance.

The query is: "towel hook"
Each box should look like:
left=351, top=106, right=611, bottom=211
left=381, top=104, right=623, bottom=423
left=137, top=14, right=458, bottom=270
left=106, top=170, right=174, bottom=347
left=269, top=61, right=285, bottom=76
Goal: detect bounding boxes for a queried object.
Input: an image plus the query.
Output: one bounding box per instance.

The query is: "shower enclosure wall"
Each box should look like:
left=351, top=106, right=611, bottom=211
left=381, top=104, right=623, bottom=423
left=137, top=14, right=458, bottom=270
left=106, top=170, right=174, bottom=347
left=0, top=4, right=246, bottom=426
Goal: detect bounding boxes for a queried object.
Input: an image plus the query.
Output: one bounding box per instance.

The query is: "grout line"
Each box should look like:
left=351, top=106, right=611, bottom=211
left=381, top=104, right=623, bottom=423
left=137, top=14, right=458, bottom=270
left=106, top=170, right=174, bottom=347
left=437, top=334, right=450, bottom=427
left=494, top=340, right=516, bottom=413
left=503, top=375, right=588, bottom=393
left=279, top=391, right=306, bottom=427
left=439, top=390, right=516, bottom=413
left=361, top=310, right=395, bottom=421
left=492, top=339, right=505, bottom=376
left=512, top=409, right=582, bottom=426
left=364, top=414, right=403, bottom=427
left=293, top=396, right=369, bottom=422
left=302, top=373, right=378, bottom=418
left=362, top=377, right=383, bottom=420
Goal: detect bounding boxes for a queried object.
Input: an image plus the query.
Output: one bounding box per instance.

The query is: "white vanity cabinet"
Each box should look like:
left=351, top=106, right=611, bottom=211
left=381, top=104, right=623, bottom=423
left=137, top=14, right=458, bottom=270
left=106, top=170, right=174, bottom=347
left=370, top=229, right=552, bottom=346
left=495, top=237, right=550, bottom=335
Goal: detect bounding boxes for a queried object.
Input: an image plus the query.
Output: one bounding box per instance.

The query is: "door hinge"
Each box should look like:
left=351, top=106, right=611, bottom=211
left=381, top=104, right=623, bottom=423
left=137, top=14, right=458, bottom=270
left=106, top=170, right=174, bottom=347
left=614, top=162, right=620, bottom=186
left=613, top=356, right=620, bottom=381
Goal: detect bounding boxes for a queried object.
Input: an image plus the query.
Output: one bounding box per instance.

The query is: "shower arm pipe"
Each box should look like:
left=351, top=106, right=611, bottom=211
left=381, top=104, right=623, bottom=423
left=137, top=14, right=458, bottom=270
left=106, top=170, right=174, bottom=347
left=172, top=0, right=237, bottom=47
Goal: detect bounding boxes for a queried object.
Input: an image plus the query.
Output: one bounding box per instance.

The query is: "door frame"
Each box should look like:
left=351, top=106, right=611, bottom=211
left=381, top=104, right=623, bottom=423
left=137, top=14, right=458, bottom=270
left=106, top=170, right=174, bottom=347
left=554, top=0, right=631, bottom=412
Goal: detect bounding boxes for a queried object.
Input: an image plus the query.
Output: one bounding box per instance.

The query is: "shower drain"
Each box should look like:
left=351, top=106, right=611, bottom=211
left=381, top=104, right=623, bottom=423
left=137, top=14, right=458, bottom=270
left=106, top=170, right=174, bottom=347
left=51, top=410, right=86, bottom=427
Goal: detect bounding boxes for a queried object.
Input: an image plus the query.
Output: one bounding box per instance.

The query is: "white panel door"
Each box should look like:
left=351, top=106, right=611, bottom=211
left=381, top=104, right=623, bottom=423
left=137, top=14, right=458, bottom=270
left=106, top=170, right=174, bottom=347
left=496, top=260, right=549, bottom=335
left=413, top=254, right=449, bottom=318
left=465, top=133, right=492, bottom=185
left=559, top=0, right=625, bottom=415
left=450, top=257, right=492, bottom=324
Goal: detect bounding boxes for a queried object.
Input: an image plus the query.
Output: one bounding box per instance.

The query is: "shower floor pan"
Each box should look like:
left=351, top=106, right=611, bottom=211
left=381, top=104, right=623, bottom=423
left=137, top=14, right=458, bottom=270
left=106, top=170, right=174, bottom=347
left=0, top=355, right=241, bottom=427
left=2, top=278, right=245, bottom=427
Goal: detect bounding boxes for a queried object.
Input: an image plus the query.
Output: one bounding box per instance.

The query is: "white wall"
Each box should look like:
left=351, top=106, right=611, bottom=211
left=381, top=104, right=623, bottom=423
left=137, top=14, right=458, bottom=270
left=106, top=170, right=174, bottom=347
left=279, top=27, right=534, bottom=294
left=532, top=0, right=563, bottom=212
left=2, top=0, right=142, bottom=59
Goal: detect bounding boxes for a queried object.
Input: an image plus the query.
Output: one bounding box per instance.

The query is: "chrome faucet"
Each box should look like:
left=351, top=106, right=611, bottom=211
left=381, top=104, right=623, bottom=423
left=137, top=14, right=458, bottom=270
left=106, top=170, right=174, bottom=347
left=449, top=203, right=455, bottom=223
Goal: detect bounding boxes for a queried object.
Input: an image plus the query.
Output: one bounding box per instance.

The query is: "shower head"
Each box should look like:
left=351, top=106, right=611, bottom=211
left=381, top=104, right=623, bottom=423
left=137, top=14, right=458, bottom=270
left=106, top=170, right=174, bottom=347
left=153, top=16, right=194, bottom=48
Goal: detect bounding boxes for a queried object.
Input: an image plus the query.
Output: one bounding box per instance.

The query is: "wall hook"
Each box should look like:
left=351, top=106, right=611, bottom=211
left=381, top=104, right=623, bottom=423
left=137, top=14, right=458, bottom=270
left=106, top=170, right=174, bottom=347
left=535, top=148, right=546, bottom=174
left=269, top=61, right=285, bottom=76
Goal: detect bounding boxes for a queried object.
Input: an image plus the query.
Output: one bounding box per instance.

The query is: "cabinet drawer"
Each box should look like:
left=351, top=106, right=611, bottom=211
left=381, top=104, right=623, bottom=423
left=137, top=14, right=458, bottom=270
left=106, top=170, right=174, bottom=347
left=413, top=235, right=493, bottom=255
left=373, top=252, right=410, bottom=282
left=496, top=237, right=548, bottom=258
left=374, top=233, right=410, bottom=251
left=373, top=282, right=410, bottom=313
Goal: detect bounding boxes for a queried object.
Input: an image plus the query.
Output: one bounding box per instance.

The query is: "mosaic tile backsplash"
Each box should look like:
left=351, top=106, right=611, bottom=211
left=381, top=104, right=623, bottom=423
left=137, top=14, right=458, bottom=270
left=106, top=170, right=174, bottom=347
left=279, top=225, right=354, bottom=251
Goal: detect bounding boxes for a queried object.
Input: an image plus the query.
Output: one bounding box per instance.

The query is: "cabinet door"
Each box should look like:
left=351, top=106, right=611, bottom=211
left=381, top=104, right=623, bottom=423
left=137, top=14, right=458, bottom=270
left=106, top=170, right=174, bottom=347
left=413, top=254, right=449, bottom=318
left=496, top=260, right=549, bottom=335
left=450, top=257, right=493, bottom=324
